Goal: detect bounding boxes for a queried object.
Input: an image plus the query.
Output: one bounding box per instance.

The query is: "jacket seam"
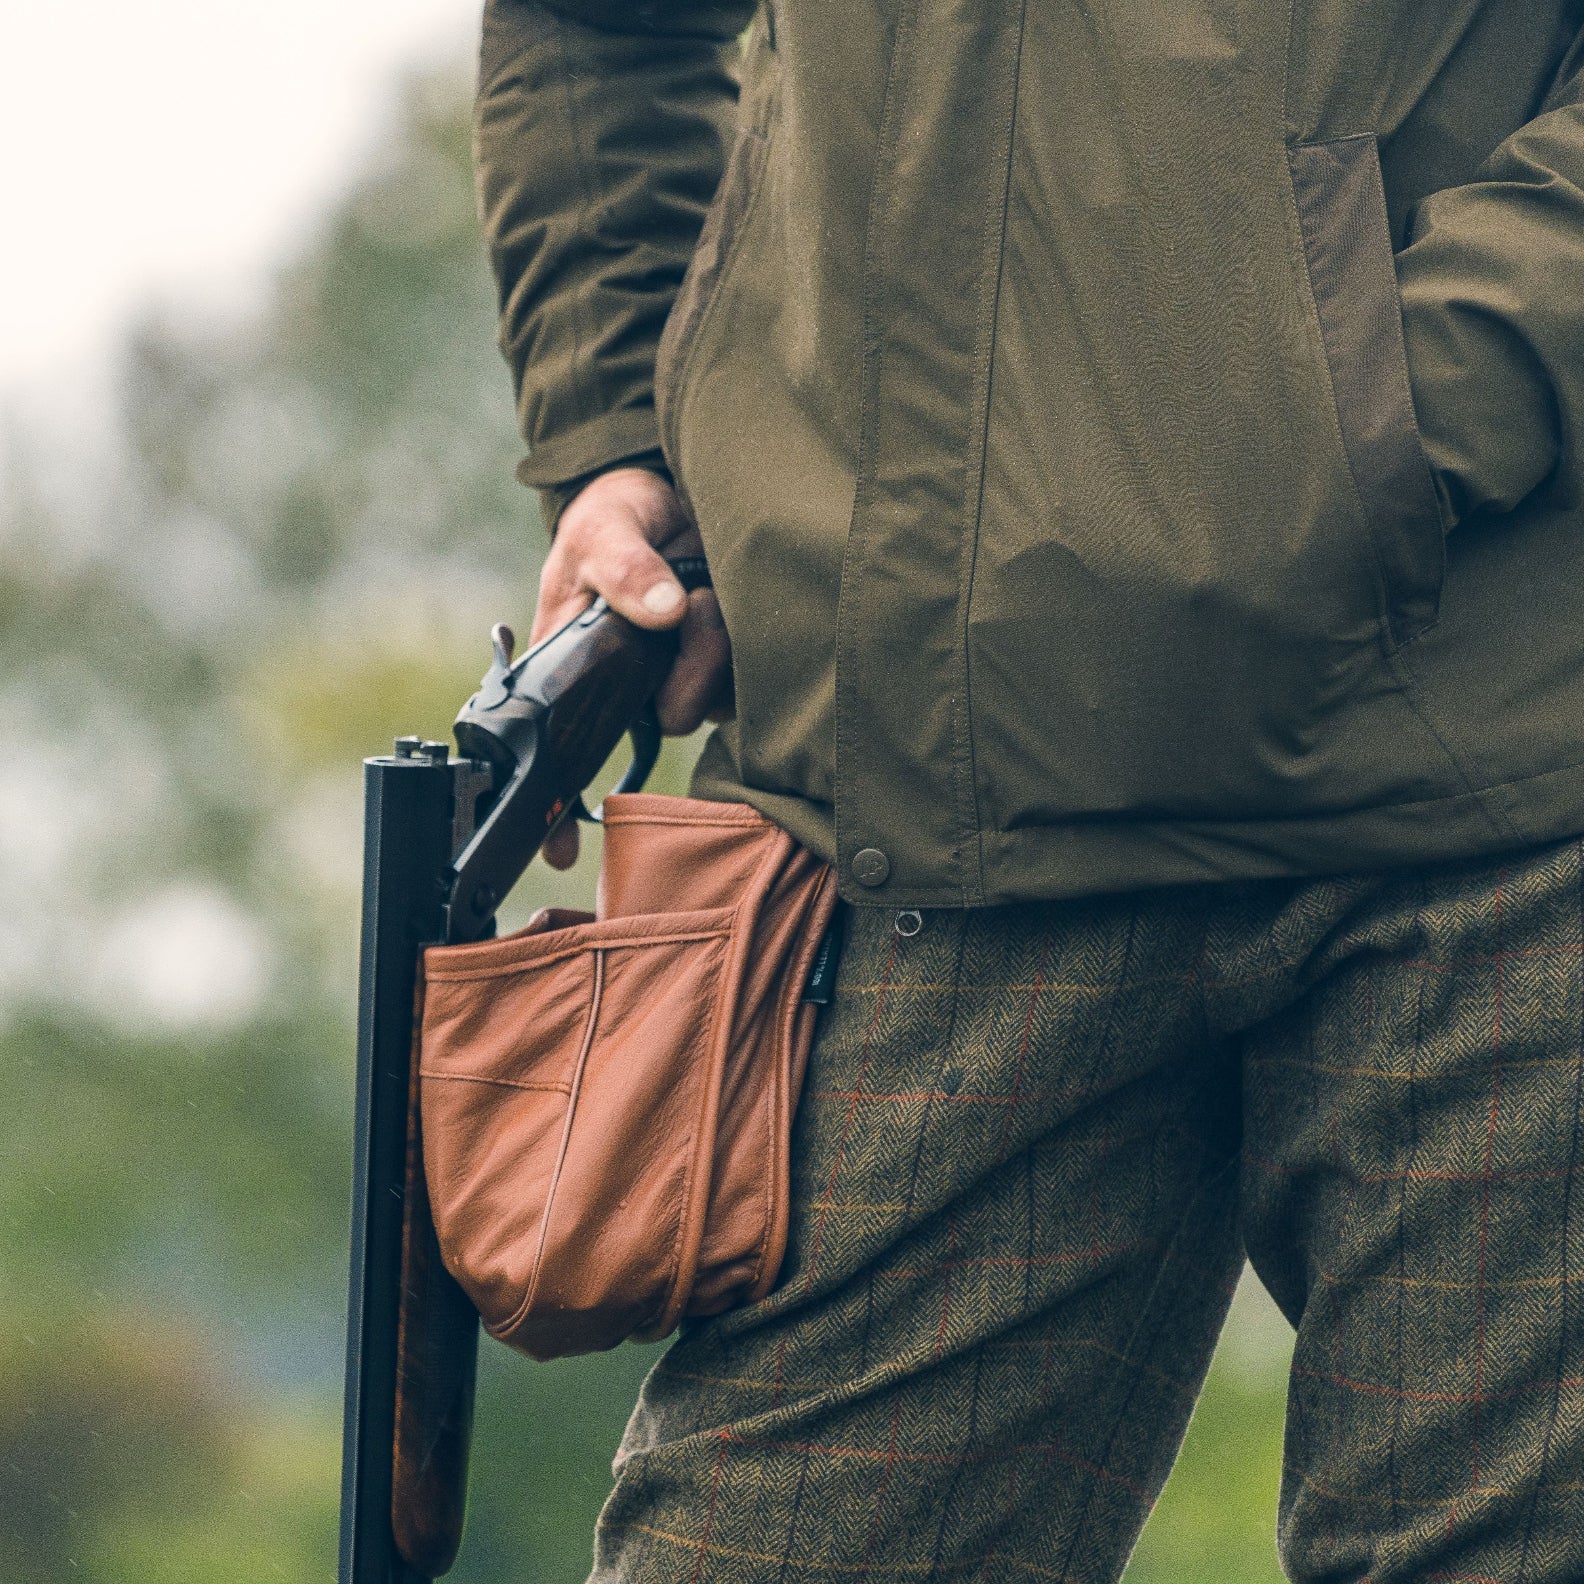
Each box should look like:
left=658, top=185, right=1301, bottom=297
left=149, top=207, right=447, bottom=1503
left=1280, top=140, right=1399, bottom=649
left=1276, top=138, right=1504, bottom=842
left=832, top=0, right=919, bottom=890
left=953, top=0, right=1027, bottom=909
left=549, top=15, right=606, bottom=437
left=1279, top=0, right=1296, bottom=132
left=661, top=124, right=773, bottom=467
left=1281, top=130, right=1507, bottom=843
left=660, top=43, right=778, bottom=474
left=1274, top=4, right=1509, bottom=859
left=1376, top=645, right=1529, bottom=844
left=1288, top=132, right=1450, bottom=636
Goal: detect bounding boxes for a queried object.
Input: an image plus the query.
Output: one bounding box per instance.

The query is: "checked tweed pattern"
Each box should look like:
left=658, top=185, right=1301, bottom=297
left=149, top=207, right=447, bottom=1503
left=589, top=838, right=1584, bottom=1583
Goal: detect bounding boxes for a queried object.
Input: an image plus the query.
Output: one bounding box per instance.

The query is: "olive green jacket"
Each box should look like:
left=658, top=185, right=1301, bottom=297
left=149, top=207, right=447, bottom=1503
left=477, top=0, right=1584, bottom=906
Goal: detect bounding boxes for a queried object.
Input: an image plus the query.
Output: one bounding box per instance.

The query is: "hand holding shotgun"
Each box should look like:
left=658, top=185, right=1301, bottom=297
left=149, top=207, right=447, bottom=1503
left=532, top=467, right=732, bottom=870
left=339, top=467, right=719, bottom=1583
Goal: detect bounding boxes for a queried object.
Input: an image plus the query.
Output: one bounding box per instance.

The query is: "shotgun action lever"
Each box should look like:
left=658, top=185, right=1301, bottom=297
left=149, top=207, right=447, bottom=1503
left=445, top=556, right=711, bottom=944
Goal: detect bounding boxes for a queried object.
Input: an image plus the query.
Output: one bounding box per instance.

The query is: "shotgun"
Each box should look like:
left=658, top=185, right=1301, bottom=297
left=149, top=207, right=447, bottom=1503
left=339, top=559, right=711, bottom=1583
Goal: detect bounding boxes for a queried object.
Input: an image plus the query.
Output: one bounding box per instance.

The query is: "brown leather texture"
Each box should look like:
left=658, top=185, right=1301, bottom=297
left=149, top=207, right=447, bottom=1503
left=418, top=794, right=838, bottom=1361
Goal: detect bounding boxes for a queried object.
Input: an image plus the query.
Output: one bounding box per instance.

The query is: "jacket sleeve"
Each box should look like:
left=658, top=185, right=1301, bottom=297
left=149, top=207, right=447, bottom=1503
left=475, top=0, right=756, bottom=517
left=1398, top=41, right=1584, bottom=527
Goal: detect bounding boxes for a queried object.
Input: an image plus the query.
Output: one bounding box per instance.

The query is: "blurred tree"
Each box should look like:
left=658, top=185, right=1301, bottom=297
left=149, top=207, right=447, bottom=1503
left=0, top=54, right=1290, bottom=1584
left=0, top=1314, right=236, bottom=1584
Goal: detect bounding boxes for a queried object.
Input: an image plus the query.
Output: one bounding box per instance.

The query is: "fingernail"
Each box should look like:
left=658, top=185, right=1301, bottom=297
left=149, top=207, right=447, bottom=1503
left=642, top=581, right=684, bottom=615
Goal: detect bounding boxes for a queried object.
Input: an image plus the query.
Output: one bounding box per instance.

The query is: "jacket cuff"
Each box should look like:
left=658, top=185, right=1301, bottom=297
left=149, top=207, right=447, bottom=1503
left=532, top=449, right=674, bottom=537
left=536, top=0, right=752, bottom=38
left=1398, top=279, right=1560, bottom=528
left=513, top=407, right=664, bottom=492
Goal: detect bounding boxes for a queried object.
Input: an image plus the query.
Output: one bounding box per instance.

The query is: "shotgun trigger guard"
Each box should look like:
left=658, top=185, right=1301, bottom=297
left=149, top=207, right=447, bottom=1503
left=573, top=702, right=662, bottom=823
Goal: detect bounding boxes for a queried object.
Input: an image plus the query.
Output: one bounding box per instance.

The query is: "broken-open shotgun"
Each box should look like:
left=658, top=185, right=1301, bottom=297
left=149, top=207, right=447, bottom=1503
left=338, top=559, right=711, bottom=1583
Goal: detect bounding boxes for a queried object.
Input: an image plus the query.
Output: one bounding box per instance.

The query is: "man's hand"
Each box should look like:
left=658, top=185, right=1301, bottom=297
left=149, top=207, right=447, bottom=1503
left=532, top=466, right=732, bottom=869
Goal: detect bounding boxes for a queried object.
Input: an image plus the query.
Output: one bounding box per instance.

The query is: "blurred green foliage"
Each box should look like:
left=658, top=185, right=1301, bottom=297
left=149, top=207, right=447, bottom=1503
left=1125, top=1293, right=1290, bottom=1583
left=0, top=59, right=1291, bottom=1584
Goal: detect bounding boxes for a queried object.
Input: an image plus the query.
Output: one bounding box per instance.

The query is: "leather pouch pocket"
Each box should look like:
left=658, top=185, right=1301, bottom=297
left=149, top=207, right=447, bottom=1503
left=418, top=794, right=837, bottom=1361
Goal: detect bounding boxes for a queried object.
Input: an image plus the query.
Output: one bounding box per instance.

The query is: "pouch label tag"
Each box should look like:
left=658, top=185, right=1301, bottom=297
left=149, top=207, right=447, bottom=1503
left=804, top=903, right=847, bottom=1005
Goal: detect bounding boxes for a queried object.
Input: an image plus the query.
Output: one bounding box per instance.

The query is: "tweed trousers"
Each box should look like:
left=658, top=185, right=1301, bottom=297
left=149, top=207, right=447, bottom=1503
left=589, top=837, right=1584, bottom=1584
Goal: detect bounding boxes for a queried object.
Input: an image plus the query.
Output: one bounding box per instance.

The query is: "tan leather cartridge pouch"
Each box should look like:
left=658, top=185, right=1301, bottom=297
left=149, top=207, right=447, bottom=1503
left=416, top=795, right=838, bottom=1360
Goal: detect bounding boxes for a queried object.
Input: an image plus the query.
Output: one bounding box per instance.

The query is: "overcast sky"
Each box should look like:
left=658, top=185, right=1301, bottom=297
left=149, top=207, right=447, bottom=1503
left=0, top=0, right=476, bottom=400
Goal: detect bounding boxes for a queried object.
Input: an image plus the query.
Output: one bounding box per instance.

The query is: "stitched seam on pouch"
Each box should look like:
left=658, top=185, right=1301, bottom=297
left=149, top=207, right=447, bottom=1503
left=747, top=907, right=804, bottom=1294
left=655, top=877, right=752, bottom=1333
left=754, top=871, right=825, bottom=1285
left=648, top=978, right=719, bottom=1336
left=681, top=833, right=796, bottom=1312
left=500, top=949, right=605, bottom=1339
left=416, top=1071, right=573, bottom=1094
left=426, top=924, right=732, bottom=980
left=600, top=810, right=767, bottom=829
left=750, top=867, right=835, bottom=1298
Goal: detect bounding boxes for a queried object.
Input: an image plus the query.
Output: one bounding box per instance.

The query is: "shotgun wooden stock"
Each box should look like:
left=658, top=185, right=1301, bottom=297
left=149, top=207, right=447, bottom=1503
left=390, top=978, right=479, bottom=1575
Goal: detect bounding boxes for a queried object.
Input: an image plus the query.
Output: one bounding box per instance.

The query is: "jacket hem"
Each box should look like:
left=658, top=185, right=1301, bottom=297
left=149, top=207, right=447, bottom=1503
left=703, top=753, right=1584, bottom=907
left=972, top=763, right=1584, bottom=905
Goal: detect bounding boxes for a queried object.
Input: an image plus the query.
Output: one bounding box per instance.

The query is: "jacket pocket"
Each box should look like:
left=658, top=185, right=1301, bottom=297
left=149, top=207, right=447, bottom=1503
left=655, top=33, right=780, bottom=476
left=1289, top=133, right=1447, bottom=645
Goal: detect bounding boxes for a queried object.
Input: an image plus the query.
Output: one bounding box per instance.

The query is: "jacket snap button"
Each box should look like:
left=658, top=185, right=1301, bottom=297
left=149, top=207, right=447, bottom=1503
left=851, top=847, right=891, bottom=888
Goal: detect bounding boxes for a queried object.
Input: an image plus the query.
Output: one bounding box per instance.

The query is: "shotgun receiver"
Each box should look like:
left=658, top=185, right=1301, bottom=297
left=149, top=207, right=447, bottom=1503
left=339, top=559, right=711, bottom=1583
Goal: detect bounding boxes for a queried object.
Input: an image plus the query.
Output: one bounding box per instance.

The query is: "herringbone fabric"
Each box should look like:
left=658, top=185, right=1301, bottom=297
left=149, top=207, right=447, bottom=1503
left=589, top=838, right=1584, bottom=1583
